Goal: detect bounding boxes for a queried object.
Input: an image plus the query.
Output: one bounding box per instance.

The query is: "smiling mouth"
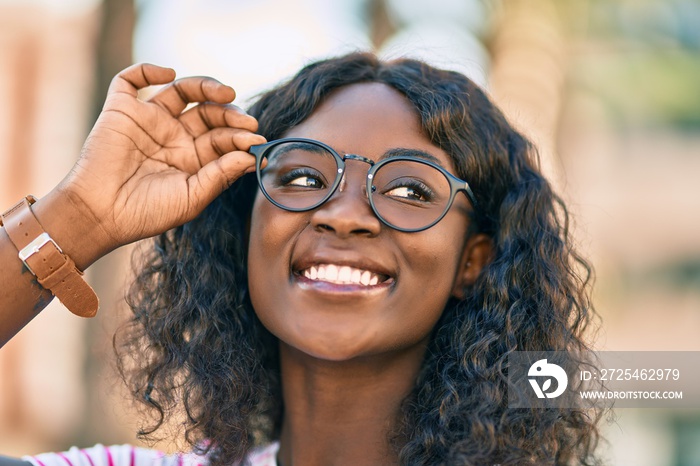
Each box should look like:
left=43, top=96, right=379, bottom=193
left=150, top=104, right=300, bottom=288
left=298, top=264, right=391, bottom=287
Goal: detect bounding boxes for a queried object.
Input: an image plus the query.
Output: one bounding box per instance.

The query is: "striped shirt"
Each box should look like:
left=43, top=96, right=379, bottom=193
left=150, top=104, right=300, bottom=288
left=22, top=443, right=279, bottom=466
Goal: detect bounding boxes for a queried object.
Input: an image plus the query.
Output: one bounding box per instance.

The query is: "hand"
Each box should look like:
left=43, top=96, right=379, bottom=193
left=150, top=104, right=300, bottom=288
left=56, top=63, right=266, bottom=254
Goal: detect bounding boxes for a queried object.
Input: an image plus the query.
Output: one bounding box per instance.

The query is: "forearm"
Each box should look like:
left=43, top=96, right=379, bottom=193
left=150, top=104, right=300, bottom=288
left=0, top=225, right=53, bottom=346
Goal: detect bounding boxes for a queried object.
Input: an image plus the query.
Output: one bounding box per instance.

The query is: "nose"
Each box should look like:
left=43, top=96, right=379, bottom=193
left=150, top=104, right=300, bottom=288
left=310, top=161, right=381, bottom=237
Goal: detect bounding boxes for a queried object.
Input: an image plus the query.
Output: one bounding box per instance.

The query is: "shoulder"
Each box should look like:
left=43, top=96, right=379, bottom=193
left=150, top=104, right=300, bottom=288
left=22, top=445, right=206, bottom=466
left=22, top=443, right=280, bottom=466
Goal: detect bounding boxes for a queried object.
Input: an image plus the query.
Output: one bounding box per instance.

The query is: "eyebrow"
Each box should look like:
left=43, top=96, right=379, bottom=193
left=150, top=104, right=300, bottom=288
left=268, top=141, right=329, bottom=161
left=378, top=147, right=445, bottom=167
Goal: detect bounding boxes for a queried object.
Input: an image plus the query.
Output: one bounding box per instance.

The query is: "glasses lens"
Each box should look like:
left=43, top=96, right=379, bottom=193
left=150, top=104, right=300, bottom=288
left=371, top=159, right=452, bottom=230
left=259, top=141, right=339, bottom=210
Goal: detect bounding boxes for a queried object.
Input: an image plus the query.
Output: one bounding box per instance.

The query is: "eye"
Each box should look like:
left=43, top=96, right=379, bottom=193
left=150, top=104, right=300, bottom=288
left=288, top=176, right=323, bottom=189
left=384, top=186, right=425, bottom=201
left=279, top=168, right=326, bottom=189
left=381, top=178, right=434, bottom=202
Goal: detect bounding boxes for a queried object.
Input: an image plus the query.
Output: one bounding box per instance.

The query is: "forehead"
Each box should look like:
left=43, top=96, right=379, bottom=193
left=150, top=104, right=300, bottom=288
left=284, top=83, right=456, bottom=171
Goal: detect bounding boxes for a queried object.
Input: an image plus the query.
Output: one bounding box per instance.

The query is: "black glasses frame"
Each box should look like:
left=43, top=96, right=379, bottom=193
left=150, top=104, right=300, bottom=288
left=248, top=137, right=478, bottom=232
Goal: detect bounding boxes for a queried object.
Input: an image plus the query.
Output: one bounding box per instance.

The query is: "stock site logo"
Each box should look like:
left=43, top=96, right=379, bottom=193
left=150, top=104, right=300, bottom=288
left=528, top=359, right=568, bottom=399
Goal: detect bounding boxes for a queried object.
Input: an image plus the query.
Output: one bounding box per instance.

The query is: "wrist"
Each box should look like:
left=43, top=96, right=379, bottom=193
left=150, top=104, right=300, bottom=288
left=31, top=187, right=116, bottom=271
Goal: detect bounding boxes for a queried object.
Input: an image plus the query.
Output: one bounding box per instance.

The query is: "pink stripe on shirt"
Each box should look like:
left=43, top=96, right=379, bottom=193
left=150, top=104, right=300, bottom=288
left=105, top=447, right=115, bottom=466
left=56, top=453, right=74, bottom=466
left=79, top=450, right=96, bottom=466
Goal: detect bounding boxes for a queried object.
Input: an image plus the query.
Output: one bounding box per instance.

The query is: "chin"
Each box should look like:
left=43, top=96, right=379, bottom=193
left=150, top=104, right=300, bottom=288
left=287, top=327, right=377, bottom=362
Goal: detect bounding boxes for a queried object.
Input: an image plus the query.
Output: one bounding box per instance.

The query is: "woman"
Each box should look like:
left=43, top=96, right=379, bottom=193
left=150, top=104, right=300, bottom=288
left=0, top=53, right=600, bottom=465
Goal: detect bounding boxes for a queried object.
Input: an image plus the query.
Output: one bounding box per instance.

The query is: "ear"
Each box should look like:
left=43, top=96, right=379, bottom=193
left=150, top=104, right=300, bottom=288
left=451, top=233, right=493, bottom=300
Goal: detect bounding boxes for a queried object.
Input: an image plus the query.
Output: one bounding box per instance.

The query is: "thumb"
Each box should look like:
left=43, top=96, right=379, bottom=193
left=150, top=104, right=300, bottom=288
left=186, top=151, right=256, bottom=214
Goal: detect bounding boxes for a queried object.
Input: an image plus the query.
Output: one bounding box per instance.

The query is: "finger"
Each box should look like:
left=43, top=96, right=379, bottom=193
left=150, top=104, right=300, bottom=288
left=186, top=151, right=258, bottom=213
left=194, top=128, right=267, bottom=166
left=108, top=63, right=176, bottom=98
left=149, top=77, right=236, bottom=117
left=179, top=103, right=260, bottom=137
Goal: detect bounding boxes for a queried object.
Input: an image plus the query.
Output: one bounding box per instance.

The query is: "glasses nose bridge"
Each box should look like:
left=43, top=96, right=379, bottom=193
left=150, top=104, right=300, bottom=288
left=337, top=153, right=375, bottom=194
left=341, top=153, right=375, bottom=167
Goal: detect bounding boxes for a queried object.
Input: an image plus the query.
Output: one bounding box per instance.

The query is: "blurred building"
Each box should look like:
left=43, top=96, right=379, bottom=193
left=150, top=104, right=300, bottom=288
left=0, top=0, right=103, bottom=455
left=558, top=1, right=700, bottom=464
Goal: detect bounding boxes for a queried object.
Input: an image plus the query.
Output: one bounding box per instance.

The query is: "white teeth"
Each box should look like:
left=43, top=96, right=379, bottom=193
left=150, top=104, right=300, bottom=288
left=360, top=270, right=371, bottom=286
left=301, top=264, right=385, bottom=286
left=326, top=264, right=338, bottom=281
left=338, top=266, right=352, bottom=282
left=304, top=266, right=318, bottom=280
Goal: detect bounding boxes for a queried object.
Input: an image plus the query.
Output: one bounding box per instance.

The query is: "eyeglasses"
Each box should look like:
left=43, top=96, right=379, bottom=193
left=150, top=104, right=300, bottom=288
left=248, top=138, right=477, bottom=232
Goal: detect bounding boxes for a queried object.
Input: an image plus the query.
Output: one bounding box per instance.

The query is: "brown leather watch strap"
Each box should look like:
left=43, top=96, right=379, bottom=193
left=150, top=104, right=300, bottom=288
left=1, top=196, right=98, bottom=317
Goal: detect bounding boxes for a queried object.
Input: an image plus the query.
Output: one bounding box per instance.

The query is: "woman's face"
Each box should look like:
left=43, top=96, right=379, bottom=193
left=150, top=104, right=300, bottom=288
left=247, top=83, right=474, bottom=361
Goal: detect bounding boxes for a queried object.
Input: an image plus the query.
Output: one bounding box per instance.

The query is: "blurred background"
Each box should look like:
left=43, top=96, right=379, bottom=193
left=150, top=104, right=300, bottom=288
left=0, top=0, right=699, bottom=464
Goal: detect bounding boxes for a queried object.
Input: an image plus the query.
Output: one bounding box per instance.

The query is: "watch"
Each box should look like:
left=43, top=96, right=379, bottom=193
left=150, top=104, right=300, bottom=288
left=1, top=195, right=98, bottom=317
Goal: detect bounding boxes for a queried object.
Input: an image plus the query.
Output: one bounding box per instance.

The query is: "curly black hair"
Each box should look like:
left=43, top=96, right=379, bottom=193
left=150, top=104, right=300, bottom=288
left=116, top=52, right=602, bottom=465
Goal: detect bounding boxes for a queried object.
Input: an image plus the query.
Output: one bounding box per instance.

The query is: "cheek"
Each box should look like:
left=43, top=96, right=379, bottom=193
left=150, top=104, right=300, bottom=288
left=247, top=198, right=307, bottom=335
left=402, top=218, right=467, bottom=293
left=247, top=201, right=287, bottom=308
left=398, top=245, right=457, bottom=328
left=382, top=219, right=469, bottom=340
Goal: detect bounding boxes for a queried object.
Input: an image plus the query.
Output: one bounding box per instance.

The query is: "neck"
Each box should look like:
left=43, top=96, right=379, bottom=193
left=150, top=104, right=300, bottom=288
left=276, top=342, right=426, bottom=466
